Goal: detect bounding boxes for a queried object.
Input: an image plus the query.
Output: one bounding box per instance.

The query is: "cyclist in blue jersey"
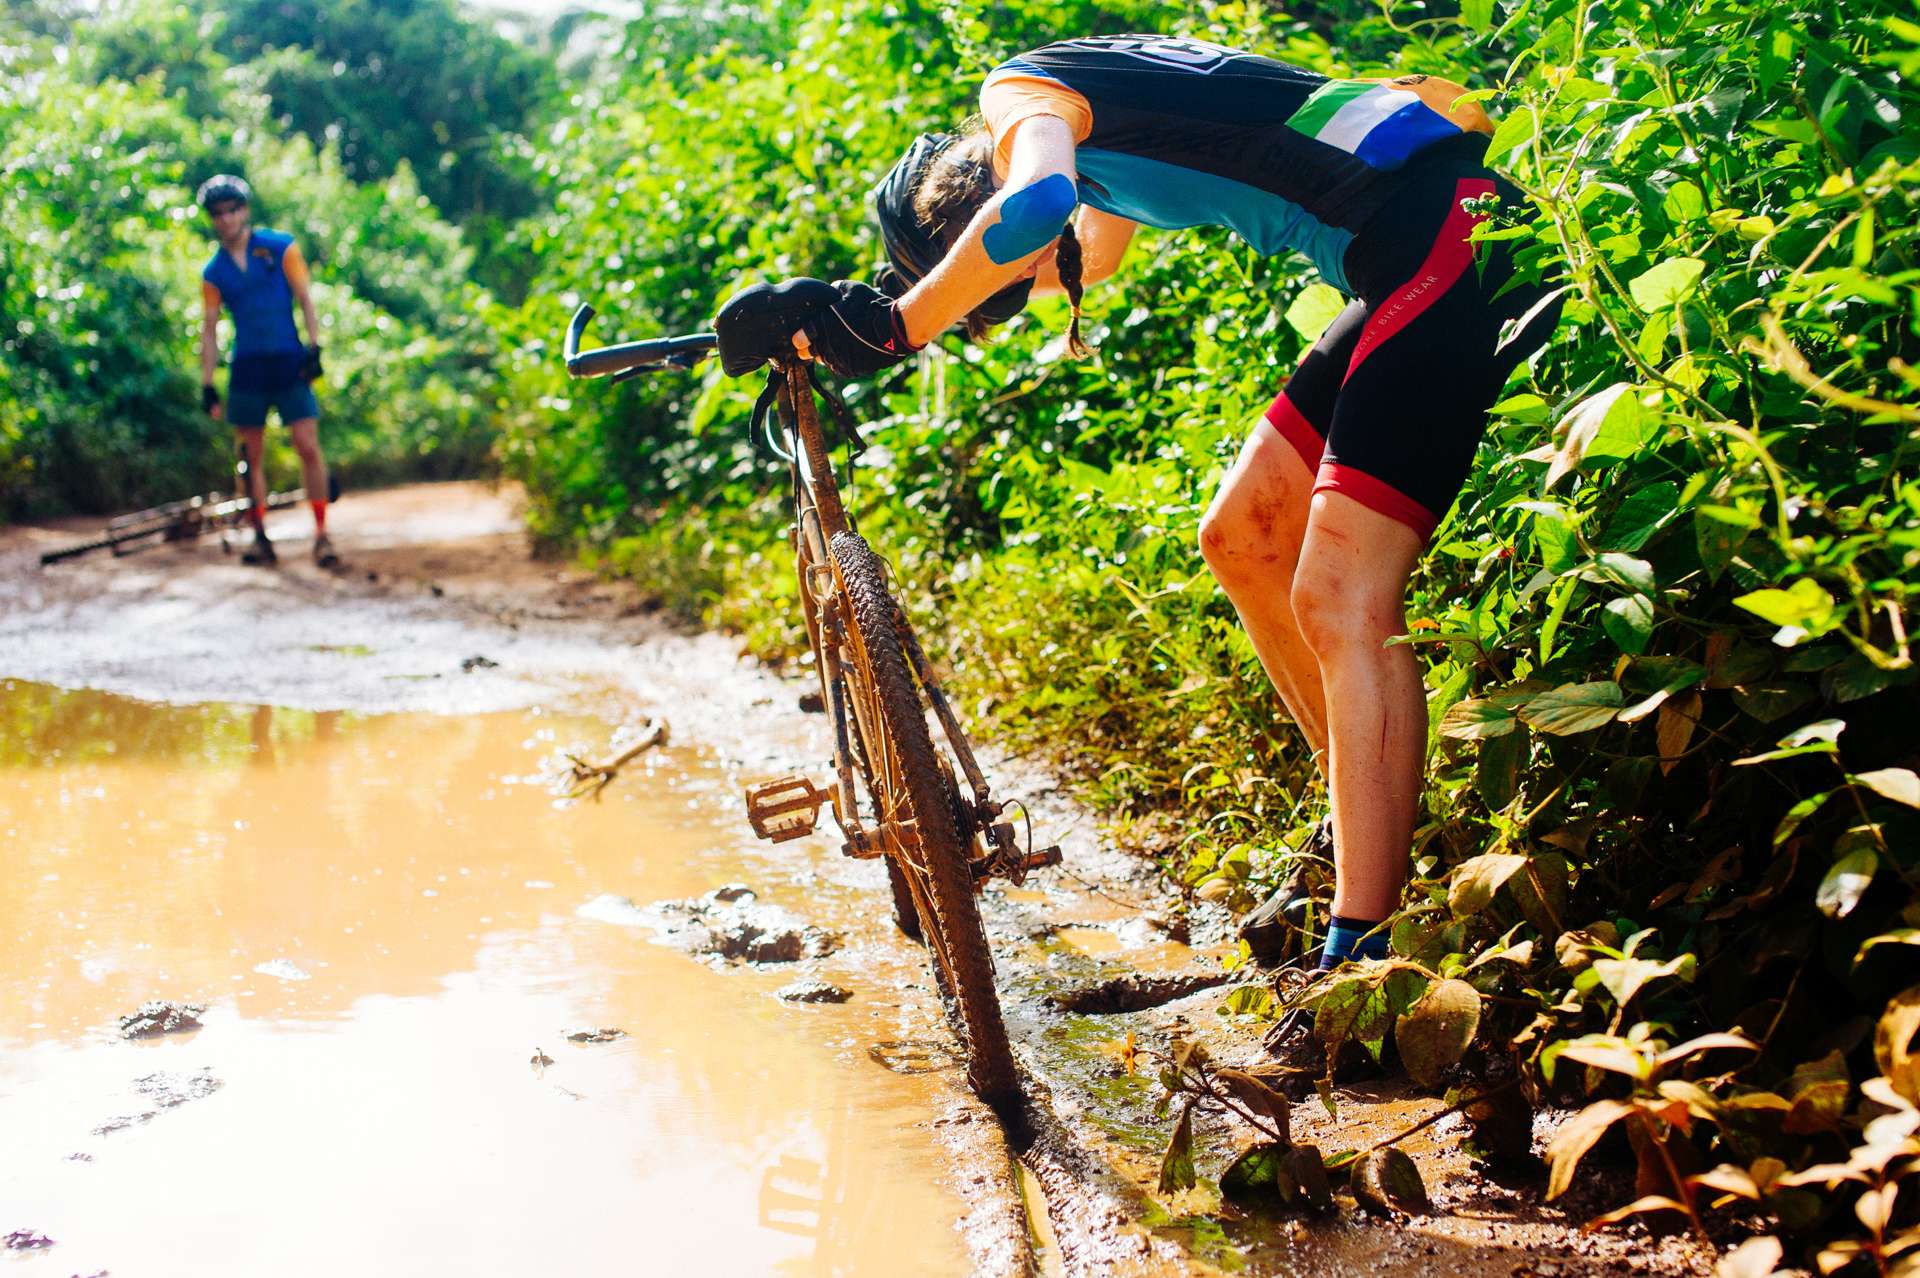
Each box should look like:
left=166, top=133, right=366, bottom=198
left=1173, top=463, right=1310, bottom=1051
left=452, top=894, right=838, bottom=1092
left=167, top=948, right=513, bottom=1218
left=197, top=175, right=338, bottom=568
left=716, top=36, right=1562, bottom=1000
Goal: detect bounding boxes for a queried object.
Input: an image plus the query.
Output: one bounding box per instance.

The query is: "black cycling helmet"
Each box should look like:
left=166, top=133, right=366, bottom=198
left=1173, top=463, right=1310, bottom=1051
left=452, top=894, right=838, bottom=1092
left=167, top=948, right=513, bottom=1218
left=196, top=174, right=252, bottom=211
left=872, top=133, right=1034, bottom=328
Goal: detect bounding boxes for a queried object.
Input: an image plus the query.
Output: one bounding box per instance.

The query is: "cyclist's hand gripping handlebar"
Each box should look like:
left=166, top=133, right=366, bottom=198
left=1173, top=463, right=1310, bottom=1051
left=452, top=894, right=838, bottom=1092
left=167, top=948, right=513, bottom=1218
left=563, top=305, right=717, bottom=382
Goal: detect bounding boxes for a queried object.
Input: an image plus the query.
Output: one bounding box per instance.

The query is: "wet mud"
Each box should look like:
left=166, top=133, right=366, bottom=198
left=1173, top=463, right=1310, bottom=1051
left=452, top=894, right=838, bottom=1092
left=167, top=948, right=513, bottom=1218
left=0, top=482, right=1699, bottom=1277
left=0, top=685, right=979, bottom=1277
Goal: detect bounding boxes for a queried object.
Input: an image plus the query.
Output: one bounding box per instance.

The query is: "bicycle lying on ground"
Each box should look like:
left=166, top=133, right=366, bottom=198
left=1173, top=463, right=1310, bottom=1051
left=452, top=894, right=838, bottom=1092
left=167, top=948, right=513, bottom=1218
left=563, top=305, right=1059, bottom=1108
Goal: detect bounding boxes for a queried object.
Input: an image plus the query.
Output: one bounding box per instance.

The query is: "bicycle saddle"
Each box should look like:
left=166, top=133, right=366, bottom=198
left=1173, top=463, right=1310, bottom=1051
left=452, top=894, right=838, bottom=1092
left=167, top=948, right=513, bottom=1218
left=713, top=277, right=840, bottom=377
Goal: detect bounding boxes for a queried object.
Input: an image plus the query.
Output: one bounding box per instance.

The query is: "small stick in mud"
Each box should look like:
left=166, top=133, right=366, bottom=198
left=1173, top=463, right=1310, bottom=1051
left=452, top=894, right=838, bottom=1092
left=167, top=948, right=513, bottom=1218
left=548, top=718, right=670, bottom=802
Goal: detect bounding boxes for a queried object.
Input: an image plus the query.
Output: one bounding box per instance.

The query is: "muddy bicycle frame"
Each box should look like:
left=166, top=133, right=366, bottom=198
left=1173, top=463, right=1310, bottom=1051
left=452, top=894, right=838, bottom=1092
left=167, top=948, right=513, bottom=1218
left=561, top=303, right=1053, bottom=883
left=565, top=304, right=1058, bottom=1104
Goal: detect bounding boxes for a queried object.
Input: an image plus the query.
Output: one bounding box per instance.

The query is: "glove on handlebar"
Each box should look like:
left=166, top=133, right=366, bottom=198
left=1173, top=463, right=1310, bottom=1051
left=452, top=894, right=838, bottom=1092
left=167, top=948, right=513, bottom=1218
left=714, top=277, right=840, bottom=377
left=298, top=345, right=324, bottom=383
left=202, top=384, right=221, bottom=413
left=802, top=280, right=923, bottom=379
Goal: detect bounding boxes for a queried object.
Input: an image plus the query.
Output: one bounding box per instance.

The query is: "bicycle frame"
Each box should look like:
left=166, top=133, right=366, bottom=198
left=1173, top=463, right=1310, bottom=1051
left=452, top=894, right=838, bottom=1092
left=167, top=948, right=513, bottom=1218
left=770, top=354, right=1046, bottom=884
left=560, top=303, right=1051, bottom=884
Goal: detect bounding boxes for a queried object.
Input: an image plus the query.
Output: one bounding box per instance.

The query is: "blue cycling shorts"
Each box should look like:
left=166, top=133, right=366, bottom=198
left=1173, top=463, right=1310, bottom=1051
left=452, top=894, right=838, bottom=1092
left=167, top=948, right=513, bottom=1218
left=227, top=382, right=319, bottom=429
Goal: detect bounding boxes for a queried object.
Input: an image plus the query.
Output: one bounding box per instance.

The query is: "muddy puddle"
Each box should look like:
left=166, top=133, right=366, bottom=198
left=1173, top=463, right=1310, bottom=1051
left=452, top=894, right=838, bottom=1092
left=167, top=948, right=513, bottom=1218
left=0, top=680, right=975, bottom=1276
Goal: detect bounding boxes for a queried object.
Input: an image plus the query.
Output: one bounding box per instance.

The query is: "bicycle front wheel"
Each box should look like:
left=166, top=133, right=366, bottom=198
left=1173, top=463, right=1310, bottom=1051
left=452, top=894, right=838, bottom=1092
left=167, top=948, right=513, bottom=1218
left=829, top=531, right=1019, bottom=1106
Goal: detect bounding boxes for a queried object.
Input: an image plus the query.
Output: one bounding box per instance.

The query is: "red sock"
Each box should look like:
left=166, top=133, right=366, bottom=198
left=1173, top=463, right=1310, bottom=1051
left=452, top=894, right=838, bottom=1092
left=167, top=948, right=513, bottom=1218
left=311, top=500, right=327, bottom=533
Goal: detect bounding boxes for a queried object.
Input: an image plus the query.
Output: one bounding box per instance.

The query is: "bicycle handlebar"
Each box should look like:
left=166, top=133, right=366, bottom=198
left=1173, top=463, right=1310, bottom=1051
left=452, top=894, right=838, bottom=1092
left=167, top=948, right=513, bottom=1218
left=563, top=304, right=716, bottom=380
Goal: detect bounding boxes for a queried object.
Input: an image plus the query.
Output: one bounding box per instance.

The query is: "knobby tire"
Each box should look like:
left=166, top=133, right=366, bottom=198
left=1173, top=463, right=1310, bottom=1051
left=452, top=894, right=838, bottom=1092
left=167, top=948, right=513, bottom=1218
left=829, top=531, right=1019, bottom=1105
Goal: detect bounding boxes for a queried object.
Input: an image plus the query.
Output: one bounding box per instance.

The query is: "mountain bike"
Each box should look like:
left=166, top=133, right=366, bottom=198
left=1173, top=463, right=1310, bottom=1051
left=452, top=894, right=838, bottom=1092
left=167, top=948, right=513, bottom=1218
left=563, top=306, right=1059, bottom=1108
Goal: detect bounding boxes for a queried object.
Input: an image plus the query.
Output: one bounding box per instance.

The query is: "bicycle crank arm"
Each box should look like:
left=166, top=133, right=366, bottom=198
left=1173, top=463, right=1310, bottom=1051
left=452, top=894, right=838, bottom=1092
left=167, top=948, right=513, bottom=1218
left=841, top=819, right=921, bottom=860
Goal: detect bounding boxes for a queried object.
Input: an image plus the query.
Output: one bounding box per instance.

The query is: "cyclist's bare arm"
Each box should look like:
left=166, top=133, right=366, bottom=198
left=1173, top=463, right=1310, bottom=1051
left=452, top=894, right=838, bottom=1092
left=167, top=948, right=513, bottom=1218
left=895, top=114, right=1078, bottom=347
left=283, top=243, right=321, bottom=348
left=1029, top=206, right=1136, bottom=298
left=200, top=282, right=224, bottom=420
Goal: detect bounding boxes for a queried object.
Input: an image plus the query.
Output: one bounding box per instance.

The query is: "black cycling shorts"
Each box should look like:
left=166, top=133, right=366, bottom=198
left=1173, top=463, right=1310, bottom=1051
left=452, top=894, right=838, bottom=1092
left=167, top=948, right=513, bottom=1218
left=1263, top=157, right=1561, bottom=541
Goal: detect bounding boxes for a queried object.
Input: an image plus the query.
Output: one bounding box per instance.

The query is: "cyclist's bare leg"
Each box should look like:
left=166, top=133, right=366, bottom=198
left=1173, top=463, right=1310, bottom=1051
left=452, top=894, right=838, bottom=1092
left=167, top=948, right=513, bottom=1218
left=1197, top=416, right=1328, bottom=758
left=287, top=417, right=329, bottom=527
left=235, top=427, right=269, bottom=530
left=1290, top=491, right=1425, bottom=922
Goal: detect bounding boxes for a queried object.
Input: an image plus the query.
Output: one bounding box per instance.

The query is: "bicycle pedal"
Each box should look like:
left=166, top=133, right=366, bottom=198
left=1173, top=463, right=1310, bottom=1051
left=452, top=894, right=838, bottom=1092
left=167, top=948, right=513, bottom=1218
left=969, top=845, right=1064, bottom=882
left=743, top=774, right=829, bottom=843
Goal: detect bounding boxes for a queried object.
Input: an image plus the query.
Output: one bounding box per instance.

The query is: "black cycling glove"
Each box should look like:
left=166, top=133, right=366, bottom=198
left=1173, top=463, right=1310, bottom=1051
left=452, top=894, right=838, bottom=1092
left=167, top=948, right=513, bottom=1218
left=298, top=345, right=324, bottom=383
left=203, top=384, right=220, bottom=413
left=714, top=277, right=841, bottom=376
left=802, top=281, right=922, bottom=378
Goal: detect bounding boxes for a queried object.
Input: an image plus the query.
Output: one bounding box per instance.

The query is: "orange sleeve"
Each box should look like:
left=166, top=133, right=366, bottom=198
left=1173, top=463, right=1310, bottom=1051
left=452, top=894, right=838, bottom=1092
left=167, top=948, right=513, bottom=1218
left=1389, top=75, right=1495, bottom=136
left=281, top=242, right=311, bottom=290
left=202, top=280, right=223, bottom=315
left=980, top=75, right=1093, bottom=179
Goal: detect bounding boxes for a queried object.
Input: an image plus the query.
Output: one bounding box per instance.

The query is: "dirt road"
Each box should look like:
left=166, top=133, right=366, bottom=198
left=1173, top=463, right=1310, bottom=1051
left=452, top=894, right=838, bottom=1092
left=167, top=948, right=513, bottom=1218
left=0, top=483, right=1700, bottom=1277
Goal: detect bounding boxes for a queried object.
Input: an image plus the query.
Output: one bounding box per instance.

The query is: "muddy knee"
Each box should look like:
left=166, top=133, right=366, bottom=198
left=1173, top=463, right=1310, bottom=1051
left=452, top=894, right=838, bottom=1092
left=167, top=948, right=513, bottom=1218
left=1290, top=568, right=1396, bottom=657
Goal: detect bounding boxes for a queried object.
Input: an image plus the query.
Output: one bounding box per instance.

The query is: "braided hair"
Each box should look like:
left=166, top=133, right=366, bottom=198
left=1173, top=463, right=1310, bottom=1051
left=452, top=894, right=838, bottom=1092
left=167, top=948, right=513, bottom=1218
left=909, top=130, right=1091, bottom=358
left=1053, top=216, right=1089, bottom=359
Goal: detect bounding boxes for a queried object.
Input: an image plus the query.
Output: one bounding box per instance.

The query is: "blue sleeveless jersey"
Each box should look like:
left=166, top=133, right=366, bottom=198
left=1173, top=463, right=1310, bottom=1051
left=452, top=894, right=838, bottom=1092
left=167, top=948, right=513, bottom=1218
left=203, top=228, right=304, bottom=393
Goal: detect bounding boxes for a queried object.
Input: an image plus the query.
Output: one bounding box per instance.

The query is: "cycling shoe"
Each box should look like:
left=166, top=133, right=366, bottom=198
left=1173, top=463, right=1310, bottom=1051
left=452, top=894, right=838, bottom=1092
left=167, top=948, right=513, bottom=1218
left=1239, top=816, right=1333, bottom=967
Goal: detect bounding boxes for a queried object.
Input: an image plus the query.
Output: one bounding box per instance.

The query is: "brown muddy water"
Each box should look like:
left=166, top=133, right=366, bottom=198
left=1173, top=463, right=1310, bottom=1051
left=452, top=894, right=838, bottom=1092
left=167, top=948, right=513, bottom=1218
left=0, top=680, right=973, bottom=1276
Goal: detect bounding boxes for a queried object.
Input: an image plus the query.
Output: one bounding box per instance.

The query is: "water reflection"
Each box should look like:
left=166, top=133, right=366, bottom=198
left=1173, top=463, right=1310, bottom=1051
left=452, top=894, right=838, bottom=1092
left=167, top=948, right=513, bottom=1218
left=0, top=681, right=967, bottom=1277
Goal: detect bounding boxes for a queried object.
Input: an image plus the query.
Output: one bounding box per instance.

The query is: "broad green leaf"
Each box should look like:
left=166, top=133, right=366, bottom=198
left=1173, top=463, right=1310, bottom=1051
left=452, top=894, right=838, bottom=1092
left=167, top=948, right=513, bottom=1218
left=1584, top=551, right=1656, bottom=593
left=1773, top=791, right=1834, bottom=846
left=1591, top=952, right=1694, bottom=1006
left=1603, top=593, right=1655, bottom=653
left=1730, top=682, right=1816, bottom=723
left=1546, top=1099, right=1636, bottom=1199
left=1222, top=985, right=1279, bottom=1018
left=1696, top=507, right=1750, bottom=583
left=1534, top=513, right=1581, bottom=572
left=1460, top=0, right=1495, bottom=30
left=1313, top=975, right=1375, bottom=1047
left=1875, top=987, right=1920, bottom=1106
left=1547, top=383, right=1639, bottom=486
left=1660, top=181, right=1706, bottom=224
left=1600, top=483, right=1679, bottom=552
left=1857, top=930, right=1920, bottom=965
left=1449, top=852, right=1529, bottom=917
left=1487, top=107, right=1538, bottom=164
left=1855, top=768, right=1920, bottom=809
left=1477, top=727, right=1526, bottom=811
left=1491, top=393, right=1551, bottom=422
left=1285, top=283, right=1347, bottom=343
left=1438, top=698, right=1519, bottom=739
left=1734, top=578, right=1838, bottom=631
left=1816, top=849, right=1879, bottom=920
left=1509, top=853, right=1569, bottom=935
left=1622, top=656, right=1708, bottom=697
left=1781, top=718, right=1846, bottom=748
left=1395, top=978, right=1481, bottom=1088
left=1351, top=1147, right=1430, bottom=1215
left=1628, top=257, right=1706, bottom=311
left=1219, top=1142, right=1293, bottom=1204
left=1157, top=1101, right=1197, bottom=1194
left=1518, top=682, right=1624, bottom=735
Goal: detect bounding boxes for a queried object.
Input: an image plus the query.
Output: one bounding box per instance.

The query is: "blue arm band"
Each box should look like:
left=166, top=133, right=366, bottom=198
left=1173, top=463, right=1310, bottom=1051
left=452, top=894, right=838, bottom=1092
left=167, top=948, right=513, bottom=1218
left=980, top=173, right=1077, bottom=266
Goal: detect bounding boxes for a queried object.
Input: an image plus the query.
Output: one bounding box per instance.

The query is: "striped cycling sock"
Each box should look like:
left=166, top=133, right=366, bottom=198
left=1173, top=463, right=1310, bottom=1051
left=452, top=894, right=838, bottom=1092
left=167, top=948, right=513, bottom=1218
left=1317, top=915, right=1389, bottom=969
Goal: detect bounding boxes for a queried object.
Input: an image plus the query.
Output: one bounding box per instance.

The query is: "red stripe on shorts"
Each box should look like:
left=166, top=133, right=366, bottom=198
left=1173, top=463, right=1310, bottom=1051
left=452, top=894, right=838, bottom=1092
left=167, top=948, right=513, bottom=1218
left=1343, top=178, right=1495, bottom=381
left=1313, top=463, right=1441, bottom=543
left=1262, top=393, right=1326, bottom=473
